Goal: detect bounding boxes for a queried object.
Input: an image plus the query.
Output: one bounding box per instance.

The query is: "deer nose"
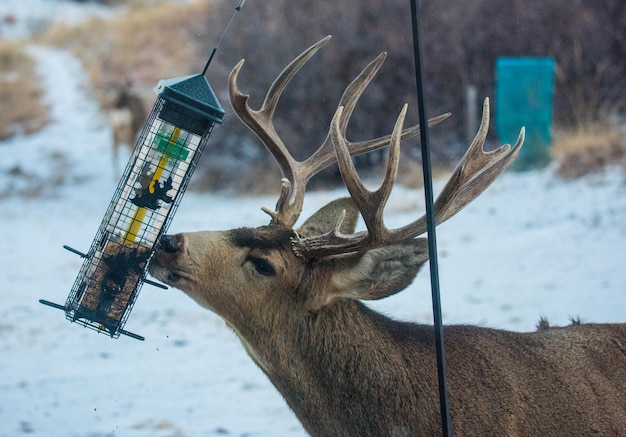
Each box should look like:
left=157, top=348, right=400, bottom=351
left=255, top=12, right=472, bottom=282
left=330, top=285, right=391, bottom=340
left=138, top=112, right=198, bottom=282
left=160, top=235, right=182, bottom=253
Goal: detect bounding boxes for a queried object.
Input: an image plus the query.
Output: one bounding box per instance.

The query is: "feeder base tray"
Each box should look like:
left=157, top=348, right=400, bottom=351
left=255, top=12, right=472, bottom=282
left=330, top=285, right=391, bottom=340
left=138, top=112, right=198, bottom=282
left=39, top=299, right=145, bottom=341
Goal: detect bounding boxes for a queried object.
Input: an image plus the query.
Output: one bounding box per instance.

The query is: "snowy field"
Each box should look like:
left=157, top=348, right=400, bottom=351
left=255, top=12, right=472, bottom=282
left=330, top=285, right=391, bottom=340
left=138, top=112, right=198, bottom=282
left=1, top=3, right=626, bottom=436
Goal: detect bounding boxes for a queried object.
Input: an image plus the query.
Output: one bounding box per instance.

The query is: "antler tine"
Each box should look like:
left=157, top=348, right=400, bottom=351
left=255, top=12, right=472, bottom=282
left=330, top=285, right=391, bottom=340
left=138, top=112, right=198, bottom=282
left=339, top=104, right=406, bottom=242
left=293, top=98, right=525, bottom=260
left=262, top=35, right=333, bottom=120
left=391, top=98, right=524, bottom=240
left=304, top=53, right=451, bottom=177
left=292, top=104, right=407, bottom=258
left=229, top=36, right=333, bottom=226
left=347, top=112, right=450, bottom=157
left=301, top=52, right=386, bottom=177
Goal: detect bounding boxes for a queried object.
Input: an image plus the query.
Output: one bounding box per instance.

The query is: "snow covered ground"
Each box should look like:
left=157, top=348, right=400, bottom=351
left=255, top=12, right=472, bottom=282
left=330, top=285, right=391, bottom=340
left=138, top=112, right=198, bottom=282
left=1, top=3, right=626, bottom=436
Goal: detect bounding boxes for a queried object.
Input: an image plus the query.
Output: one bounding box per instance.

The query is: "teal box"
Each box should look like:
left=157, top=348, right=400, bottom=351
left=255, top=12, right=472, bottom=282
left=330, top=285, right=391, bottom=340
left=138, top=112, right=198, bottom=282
left=495, top=57, right=555, bottom=170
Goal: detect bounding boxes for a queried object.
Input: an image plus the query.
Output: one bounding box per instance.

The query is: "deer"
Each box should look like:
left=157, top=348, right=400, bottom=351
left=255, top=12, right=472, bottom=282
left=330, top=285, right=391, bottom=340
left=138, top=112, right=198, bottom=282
left=105, top=81, right=147, bottom=177
left=149, top=36, right=626, bottom=436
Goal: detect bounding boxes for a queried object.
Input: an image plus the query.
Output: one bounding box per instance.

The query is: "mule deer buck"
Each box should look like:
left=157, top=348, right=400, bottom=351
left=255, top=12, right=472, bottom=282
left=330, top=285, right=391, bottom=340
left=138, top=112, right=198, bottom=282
left=150, top=36, right=626, bottom=436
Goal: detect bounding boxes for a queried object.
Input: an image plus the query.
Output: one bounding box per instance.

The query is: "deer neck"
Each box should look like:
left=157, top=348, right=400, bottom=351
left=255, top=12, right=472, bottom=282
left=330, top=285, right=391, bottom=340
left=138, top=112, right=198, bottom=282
left=231, top=299, right=440, bottom=435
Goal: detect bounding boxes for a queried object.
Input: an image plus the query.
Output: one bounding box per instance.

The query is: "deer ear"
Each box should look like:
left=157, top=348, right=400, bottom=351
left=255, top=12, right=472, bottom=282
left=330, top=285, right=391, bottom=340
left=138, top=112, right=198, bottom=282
left=308, top=239, right=429, bottom=311
left=297, top=197, right=359, bottom=237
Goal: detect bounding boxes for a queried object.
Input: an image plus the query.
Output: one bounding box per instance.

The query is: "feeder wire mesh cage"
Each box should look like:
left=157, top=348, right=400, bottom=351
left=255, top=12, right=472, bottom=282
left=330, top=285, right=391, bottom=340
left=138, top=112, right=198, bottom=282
left=40, top=74, right=225, bottom=340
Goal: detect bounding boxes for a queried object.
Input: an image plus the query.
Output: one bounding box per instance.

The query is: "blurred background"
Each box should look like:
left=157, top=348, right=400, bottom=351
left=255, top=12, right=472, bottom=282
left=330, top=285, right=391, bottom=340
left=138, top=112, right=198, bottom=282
left=1, top=2, right=625, bottom=436
left=1, top=0, right=625, bottom=195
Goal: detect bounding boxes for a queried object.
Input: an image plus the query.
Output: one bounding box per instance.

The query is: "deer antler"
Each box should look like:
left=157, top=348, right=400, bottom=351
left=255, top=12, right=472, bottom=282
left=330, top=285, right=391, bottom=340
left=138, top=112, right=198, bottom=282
left=228, top=35, right=449, bottom=227
left=292, top=98, right=525, bottom=259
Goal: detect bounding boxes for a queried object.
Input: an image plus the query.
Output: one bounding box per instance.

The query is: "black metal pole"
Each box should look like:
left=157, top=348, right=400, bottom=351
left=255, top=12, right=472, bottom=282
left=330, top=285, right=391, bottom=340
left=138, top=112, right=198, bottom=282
left=409, top=1, right=452, bottom=435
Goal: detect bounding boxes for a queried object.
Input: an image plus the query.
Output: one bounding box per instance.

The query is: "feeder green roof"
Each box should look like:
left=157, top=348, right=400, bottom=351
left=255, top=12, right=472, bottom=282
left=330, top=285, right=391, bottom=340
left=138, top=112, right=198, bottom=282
left=155, top=74, right=225, bottom=124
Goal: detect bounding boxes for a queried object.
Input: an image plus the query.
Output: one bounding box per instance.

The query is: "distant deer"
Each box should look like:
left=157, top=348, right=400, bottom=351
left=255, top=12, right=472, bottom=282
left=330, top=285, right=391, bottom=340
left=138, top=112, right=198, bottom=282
left=106, top=82, right=147, bottom=176
left=150, top=36, right=626, bottom=436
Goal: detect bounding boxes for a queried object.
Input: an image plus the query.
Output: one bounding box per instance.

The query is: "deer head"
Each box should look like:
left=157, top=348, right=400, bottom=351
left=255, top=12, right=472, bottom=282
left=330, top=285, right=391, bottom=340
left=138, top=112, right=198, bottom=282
left=151, top=35, right=523, bottom=320
left=149, top=36, right=528, bottom=434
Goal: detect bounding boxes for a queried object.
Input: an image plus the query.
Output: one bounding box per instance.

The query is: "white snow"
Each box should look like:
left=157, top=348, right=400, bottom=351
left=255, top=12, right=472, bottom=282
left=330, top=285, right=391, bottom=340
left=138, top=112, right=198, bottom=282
left=1, top=3, right=625, bottom=436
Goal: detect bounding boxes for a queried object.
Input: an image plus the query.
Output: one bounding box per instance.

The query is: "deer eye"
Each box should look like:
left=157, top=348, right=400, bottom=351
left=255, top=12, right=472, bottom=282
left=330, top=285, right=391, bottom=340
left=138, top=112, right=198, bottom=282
left=248, top=256, right=276, bottom=277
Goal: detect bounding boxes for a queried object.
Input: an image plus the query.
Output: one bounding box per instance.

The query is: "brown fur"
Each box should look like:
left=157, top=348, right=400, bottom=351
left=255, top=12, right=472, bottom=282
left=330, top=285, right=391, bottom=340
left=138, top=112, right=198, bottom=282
left=151, top=199, right=626, bottom=436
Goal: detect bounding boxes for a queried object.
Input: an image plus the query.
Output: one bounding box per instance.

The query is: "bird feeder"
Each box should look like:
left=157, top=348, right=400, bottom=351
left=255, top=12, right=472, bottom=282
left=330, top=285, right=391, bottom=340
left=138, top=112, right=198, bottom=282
left=40, top=74, right=225, bottom=340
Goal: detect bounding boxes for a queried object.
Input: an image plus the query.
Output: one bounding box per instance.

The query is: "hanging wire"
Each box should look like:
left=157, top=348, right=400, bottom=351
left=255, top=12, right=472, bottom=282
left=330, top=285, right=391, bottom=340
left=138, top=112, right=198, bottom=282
left=202, top=0, right=246, bottom=75
left=409, top=1, right=452, bottom=435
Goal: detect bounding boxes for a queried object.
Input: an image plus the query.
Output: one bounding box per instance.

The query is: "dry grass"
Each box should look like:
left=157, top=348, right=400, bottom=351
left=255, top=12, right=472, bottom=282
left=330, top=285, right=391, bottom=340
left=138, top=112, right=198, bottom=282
left=40, top=1, right=208, bottom=108
left=0, top=41, right=49, bottom=140
left=552, top=125, right=626, bottom=179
